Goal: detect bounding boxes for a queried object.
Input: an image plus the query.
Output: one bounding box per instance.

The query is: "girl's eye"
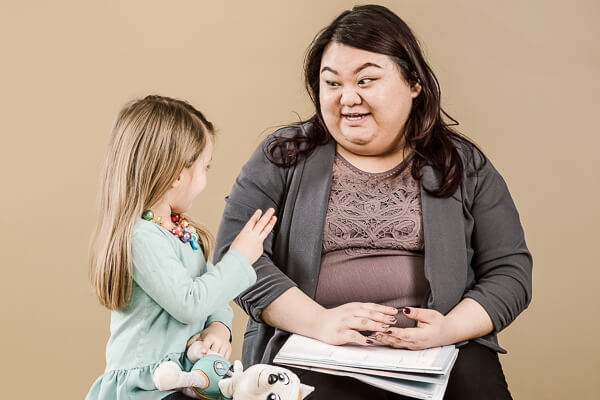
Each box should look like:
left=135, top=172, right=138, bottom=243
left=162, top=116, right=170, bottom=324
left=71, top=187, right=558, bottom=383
left=325, top=80, right=340, bottom=87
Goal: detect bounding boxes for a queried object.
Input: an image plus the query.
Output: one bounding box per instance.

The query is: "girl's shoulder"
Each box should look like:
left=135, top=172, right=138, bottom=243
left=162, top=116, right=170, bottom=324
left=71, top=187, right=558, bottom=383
left=132, top=218, right=165, bottom=236
left=131, top=219, right=174, bottom=248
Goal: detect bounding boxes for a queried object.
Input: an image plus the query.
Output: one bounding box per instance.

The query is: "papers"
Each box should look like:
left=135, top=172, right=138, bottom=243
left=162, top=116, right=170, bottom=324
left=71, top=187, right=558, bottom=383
left=274, top=334, right=459, bottom=400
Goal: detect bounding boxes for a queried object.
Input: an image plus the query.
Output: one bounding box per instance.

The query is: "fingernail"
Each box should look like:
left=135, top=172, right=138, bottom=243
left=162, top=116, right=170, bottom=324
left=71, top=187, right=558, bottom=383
left=375, top=332, right=383, bottom=338
left=381, top=324, right=390, bottom=329
left=403, top=307, right=411, bottom=315
left=366, top=339, right=373, bottom=344
left=385, top=330, right=393, bottom=334
left=389, top=317, right=397, bottom=323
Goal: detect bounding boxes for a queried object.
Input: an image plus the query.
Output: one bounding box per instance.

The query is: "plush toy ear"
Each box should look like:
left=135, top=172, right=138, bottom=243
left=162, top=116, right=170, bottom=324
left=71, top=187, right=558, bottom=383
left=218, top=378, right=234, bottom=398
left=218, top=360, right=245, bottom=398
left=299, top=383, right=314, bottom=399
left=233, top=360, right=243, bottom=371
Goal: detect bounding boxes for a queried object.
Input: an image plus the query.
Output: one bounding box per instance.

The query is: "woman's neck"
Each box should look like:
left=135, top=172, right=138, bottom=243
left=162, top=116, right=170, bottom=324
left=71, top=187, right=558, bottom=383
left=336, top=143, right=410, bottom=173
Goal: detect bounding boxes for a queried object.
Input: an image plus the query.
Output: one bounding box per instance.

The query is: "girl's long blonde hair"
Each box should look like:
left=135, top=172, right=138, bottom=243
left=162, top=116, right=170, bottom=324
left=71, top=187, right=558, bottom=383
left=90, top=95, right=215, bottom=310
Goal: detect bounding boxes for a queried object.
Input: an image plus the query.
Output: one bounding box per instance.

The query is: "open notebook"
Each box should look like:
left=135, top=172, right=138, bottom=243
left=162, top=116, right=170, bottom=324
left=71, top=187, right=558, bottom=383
left=274, top=334, right=459, bottom=400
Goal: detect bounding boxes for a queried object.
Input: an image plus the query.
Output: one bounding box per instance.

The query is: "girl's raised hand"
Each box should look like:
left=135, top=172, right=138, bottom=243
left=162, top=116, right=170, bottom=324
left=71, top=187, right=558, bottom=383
left=229, top=208, right=276, bottom=264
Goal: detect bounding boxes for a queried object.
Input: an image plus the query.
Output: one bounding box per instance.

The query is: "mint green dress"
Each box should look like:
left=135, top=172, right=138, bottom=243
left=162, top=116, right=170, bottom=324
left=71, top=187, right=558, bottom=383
left=86, top=219, right=257, bottom=400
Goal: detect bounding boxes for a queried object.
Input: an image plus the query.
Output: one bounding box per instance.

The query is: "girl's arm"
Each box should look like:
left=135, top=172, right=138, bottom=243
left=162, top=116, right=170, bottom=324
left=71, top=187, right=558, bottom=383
left=133, top=208, right=274, bottom=325
left=132, top=226, right=256, bottom=325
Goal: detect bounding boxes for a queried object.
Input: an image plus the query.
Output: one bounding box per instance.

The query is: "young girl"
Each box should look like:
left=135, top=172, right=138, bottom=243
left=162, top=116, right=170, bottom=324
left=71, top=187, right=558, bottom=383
left=86, top=95, right=276, bottom=400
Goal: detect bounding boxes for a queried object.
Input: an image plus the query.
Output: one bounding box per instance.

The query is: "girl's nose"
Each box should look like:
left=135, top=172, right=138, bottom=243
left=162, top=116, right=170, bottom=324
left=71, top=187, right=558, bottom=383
left=340, top=86, right=362, bottom=106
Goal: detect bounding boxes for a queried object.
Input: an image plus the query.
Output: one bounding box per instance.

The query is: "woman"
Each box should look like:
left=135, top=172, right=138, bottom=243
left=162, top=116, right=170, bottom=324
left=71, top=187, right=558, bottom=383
left=214, top=5, right=532, bottom=399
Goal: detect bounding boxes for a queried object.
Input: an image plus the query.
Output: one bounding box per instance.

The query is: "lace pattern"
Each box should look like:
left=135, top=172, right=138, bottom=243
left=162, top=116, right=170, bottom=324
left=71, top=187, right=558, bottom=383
left=323, top=153, right=424, bottom=254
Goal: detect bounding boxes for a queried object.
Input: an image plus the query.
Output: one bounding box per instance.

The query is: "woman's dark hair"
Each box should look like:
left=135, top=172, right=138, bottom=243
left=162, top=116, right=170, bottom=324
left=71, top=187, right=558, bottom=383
left=264, top=4, right=484, bottom=198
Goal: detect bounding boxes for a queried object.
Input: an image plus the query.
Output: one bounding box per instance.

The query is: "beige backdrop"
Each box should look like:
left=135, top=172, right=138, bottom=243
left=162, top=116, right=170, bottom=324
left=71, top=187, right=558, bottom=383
left=1, top=0, right=598, bottom=398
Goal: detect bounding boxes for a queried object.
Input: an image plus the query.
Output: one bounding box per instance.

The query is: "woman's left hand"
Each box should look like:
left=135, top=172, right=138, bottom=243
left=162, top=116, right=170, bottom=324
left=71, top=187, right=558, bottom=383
left=186, top=322, right=232, bottom=359
left=374, top=307, right=454, bottom=350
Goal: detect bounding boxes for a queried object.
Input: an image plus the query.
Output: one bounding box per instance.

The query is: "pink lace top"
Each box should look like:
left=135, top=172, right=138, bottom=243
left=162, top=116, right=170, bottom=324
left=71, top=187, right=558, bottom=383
left=322, top=152, right=424, bottom=254
left=315, top=153, right=428, bottom=327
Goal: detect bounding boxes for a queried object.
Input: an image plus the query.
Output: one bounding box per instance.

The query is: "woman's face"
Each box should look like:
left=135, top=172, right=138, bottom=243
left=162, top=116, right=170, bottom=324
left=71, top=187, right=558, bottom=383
left=319, top=42, right=421, bottom=157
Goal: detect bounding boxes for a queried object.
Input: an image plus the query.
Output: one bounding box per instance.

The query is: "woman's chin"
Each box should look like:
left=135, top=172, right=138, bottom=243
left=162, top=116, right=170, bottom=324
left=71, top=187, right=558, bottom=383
left=338, top=130, right=376, bottom=147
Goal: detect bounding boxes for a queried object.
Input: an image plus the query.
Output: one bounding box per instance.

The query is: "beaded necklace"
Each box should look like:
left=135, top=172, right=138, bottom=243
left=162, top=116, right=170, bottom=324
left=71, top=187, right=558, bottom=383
left=142, top=209, right=200, bottom=250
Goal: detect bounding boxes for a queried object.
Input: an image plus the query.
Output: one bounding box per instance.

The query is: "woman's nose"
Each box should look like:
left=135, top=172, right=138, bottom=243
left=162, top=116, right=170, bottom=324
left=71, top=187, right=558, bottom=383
left=340, top=86, right=362, bottom=106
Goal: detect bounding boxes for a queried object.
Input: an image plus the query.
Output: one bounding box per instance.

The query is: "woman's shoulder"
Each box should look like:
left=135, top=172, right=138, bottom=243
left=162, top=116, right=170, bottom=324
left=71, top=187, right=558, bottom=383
left=451, top=135, right=488, bottom=175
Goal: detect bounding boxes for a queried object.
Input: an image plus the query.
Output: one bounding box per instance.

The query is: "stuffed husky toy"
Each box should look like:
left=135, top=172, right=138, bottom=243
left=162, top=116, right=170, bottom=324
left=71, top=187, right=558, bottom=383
left=153, top=341, right=314, bottom=400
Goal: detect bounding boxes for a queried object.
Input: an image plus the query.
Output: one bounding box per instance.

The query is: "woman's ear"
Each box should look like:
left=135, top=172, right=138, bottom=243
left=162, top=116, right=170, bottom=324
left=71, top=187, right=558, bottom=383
left=410, top=80, right=422, bottom=98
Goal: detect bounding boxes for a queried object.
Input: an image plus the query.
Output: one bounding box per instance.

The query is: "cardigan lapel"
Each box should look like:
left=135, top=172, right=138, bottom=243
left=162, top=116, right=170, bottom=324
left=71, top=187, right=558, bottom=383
left=420, top=165, right=468, bottom=313
left=288, top=141, right=336, bottom=298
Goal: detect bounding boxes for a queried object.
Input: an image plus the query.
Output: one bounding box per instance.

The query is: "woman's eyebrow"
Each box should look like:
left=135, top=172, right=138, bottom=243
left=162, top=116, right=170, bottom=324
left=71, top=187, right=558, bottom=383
left=353, top=62, right=382, bottom=74
left=320, top=62, right=382, bottom=75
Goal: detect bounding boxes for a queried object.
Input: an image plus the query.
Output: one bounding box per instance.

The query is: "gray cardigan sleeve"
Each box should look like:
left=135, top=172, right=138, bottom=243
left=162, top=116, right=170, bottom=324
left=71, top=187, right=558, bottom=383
left=214, top=138, right=297, bottom=323
left=462, top=155, right=533, bottom=333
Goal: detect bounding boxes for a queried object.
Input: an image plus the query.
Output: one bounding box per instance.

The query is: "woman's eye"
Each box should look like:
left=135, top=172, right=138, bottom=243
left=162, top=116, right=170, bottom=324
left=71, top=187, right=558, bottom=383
left=325, top=80, right=340, bottom=87
left=358, top=78, right=375, bottom=86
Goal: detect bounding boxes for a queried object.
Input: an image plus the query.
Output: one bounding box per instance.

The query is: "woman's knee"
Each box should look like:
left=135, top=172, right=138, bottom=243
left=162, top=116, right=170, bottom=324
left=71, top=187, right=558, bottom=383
left=444, top=342, right=512, bottom=400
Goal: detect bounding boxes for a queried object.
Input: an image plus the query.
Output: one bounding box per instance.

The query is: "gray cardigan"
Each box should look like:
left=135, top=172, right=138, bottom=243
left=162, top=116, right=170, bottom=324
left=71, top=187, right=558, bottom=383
left=214, top=126, right=532, bottom=366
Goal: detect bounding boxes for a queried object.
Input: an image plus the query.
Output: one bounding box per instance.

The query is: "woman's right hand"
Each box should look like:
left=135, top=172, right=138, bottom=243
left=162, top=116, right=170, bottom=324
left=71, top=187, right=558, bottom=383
left=229, top=208, right=276, bottom=264
left=315, top=302, right=399, bottom=346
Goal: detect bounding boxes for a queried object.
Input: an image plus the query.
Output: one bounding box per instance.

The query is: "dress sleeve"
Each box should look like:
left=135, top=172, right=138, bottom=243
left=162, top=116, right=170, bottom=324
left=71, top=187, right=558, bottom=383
left=204, top=261, right=234, bottom=340
left=214, top=135, right=297, bottom=323
left=462, top=156, right=533, bottom=333
left=131, top=228, right=257, bottom=325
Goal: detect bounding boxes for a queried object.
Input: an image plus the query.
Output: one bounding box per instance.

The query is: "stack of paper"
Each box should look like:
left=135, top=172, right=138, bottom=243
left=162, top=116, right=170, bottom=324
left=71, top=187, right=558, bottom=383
left=274, top=334, right=459, bottom=400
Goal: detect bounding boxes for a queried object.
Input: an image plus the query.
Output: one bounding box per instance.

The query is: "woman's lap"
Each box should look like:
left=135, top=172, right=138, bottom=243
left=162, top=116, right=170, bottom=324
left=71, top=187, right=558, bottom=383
left=292, top=341, right=512, bottom=400
left=162, top=341, right=512, bottom=400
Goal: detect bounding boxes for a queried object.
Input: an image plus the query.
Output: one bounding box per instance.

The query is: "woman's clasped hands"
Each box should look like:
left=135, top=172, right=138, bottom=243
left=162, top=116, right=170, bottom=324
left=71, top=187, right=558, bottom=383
left=316, top=304, right=457, bottom=350
left=372, top=307, right=456, bottom=350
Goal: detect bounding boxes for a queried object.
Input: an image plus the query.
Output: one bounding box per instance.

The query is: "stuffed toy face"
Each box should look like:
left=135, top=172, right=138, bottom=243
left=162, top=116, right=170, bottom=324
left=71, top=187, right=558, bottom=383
left=221, top=362, right=313, bottom=400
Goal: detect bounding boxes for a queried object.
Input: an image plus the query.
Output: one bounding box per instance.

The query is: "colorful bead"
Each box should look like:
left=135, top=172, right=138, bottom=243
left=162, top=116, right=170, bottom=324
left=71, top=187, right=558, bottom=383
left=142, top=209, right=154, bottom=221
left=172, top=226, right=183, bottom=237
left=144, top=211, right=199, bottom=251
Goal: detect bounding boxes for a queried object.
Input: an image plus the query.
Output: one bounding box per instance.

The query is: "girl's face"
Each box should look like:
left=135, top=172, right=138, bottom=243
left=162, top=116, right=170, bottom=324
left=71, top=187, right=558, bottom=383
left=170, top=135, right=214, bottom=214
left=319, top=42, right=421, bottom=157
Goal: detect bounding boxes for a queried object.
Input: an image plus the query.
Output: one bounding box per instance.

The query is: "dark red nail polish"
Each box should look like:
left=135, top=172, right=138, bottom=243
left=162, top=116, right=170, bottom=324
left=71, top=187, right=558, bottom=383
left=385, top=330, right=393, bottom=334
left=403, top=307, right=411, bottom=315
left=366, top=339, right=373, bottom=344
